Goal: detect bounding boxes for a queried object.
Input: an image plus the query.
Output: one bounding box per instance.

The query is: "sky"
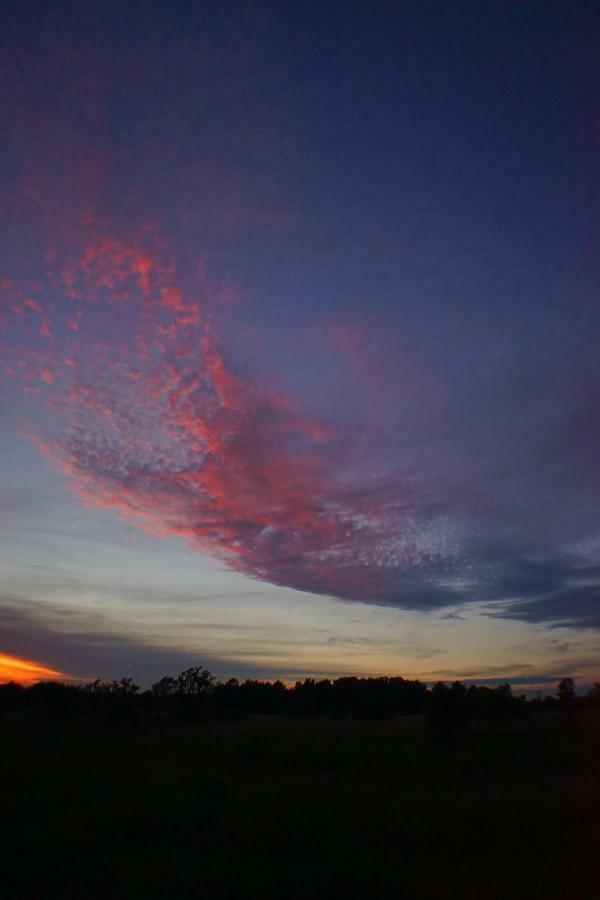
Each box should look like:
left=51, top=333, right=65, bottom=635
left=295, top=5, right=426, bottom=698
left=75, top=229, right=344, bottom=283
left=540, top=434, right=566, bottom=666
left=1, top=0, right=599, bottom=690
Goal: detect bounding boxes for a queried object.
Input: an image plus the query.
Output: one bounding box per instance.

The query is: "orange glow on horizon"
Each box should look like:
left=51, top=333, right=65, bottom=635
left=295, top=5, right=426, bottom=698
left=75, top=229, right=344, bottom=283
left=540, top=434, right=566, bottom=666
left=0, top=653, right=66, bottom=686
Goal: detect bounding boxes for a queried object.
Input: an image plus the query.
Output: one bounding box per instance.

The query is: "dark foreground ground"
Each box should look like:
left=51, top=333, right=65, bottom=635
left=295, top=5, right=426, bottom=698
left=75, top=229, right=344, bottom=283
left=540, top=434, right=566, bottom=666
left=1, top=712, right=598, bottom=900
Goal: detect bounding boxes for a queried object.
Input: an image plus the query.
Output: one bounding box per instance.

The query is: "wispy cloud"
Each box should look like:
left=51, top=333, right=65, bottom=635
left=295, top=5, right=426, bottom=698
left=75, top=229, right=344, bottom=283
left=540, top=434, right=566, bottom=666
left=0, top=591, right=285, bottom=685
left=0, top=651, right=67, bottom=685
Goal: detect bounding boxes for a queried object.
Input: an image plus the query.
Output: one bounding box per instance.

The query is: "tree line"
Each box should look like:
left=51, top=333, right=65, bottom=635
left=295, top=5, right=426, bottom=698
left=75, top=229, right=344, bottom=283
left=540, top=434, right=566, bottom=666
left=1, top=668, right=598, bottom=730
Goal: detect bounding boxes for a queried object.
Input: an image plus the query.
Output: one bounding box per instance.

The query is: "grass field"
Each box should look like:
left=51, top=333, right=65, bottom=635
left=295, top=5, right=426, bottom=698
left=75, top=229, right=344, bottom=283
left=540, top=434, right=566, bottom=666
left=1, top=712, right=598, bottom=899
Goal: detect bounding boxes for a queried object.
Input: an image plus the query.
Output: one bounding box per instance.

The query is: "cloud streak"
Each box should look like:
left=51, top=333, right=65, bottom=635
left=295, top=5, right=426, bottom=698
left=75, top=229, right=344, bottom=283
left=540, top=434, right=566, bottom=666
left=1, top=234, right=469, bottom=610
left=0, top=651, right=66, bottom=685
left=2, top=231, right=600, bottom=630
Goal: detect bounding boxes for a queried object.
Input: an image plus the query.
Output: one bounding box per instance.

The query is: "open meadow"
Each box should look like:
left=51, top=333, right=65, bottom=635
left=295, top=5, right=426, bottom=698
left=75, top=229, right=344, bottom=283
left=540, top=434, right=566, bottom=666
left=1, top=711, right=599, bottom=899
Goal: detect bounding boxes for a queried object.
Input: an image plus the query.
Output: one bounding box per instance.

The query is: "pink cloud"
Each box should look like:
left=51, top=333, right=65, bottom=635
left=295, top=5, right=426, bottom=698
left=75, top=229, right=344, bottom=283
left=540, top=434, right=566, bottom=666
left=1, top=234, right=459, bottom=609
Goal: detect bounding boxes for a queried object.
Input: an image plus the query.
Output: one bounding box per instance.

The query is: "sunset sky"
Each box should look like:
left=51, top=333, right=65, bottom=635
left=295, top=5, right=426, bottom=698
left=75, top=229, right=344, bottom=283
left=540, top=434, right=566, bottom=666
left=1, top=1, right=599, bottom=689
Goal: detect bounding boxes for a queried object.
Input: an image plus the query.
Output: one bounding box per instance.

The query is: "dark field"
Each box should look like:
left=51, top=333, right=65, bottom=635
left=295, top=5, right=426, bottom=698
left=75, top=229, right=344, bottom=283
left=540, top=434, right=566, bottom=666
left=2, top=713, right=599, bottom=900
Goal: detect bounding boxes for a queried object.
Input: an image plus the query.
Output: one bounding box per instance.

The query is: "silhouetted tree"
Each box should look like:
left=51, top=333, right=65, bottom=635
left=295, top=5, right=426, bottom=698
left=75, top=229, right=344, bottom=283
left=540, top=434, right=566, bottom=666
left=586, top=682, right=600, bottom=707
left=426, top=681, right=466, bottom=738
left=149, top=666, right=217, bottom=720
left=79, top=677, right=140, bottom=724
left=151, top=676, right=178, bottom=697
left=211, top=678, right=243, bottom=718
left=558, top=677, right=576, bottom=720
left=464, top=682, right=526, bottom=722
left=0, top=670, right=559, bottom=727
left=0, top=681, right=24, bottom=713
left=176, top=666, right=216, bottom=696
left=109, top=677, right=140, bottom=694
left=292, top=678, right=333, bottom=716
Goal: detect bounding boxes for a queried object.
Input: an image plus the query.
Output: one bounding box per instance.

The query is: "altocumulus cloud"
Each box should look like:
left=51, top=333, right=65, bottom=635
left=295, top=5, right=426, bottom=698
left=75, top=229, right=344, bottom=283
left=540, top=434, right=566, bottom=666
left=1, top=232, right=600, bottom=631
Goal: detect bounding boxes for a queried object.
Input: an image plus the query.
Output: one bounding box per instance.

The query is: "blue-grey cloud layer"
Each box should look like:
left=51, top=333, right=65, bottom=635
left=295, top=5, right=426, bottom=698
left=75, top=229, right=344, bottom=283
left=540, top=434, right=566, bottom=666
left=1, top=1, right=599, bottom=643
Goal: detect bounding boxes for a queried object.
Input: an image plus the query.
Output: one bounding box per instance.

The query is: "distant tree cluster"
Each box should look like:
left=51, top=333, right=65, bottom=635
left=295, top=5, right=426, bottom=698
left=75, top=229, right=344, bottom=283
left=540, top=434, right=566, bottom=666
left=1, top=668, right=598, bottom=728
left=425, top=681, right=526, bottom=737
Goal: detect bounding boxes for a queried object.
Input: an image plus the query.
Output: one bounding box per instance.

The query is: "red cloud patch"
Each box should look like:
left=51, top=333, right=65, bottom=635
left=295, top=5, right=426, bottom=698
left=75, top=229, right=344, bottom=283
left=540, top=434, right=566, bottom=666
left=1, top=235, right=459, bottom=607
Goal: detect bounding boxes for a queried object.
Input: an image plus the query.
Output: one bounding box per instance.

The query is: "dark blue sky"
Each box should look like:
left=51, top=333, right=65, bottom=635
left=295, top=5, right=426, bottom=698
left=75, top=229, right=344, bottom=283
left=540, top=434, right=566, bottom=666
left=1, top=1, right=599, bottom=686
